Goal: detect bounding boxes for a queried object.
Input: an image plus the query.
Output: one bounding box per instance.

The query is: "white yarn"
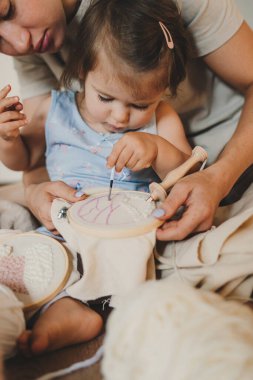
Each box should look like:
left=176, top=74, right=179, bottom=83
left=0, top=200, right=38, bottom=232
left=102, top=279, right=253, bottom=380
left=0, top=284, right=25, bottom=359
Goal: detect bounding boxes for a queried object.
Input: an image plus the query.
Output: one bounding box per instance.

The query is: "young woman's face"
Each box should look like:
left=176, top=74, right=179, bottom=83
left=79, top=53, right=166, bottom=134
left=0, top=0, right=70, bottom=55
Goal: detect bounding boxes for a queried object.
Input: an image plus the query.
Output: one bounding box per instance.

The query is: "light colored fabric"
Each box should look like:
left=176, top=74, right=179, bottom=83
left=45, top=90, right=160, bottom=192
left=180, top=0, right=242, bottom=57
left=51, top=198, right=156, bottom=306
left=102, top=279, right=253, bottom=380
left=0, top=200, right=38, bottom=231
left=0, top=284, right=25, bottom=359
left=156, top=183, right=253, bottom=300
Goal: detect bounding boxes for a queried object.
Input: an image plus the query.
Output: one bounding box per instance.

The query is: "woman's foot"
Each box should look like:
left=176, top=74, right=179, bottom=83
left=18, top=297, right=103, bottom=356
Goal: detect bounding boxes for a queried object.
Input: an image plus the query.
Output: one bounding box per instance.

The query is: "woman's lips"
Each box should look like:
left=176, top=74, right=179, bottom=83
left=34, top=30, right=51, bottom=53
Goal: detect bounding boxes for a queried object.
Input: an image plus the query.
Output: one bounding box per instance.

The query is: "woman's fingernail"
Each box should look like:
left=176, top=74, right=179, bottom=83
left=75, top=190, right=85, bottom=198
left=152, top=208, right=166, bottom=218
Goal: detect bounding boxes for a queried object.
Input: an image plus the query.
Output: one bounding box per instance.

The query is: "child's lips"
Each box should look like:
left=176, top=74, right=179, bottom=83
left=106, top=123, right=127, bottom=132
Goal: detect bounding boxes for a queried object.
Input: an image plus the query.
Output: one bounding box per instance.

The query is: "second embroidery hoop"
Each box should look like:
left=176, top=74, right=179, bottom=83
left=0, top=232, right=71, bottom=313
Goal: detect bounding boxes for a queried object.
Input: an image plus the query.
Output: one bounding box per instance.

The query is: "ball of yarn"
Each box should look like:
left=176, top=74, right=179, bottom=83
left=102, top=279, right=253, bottom=380
left=0, top=284, right=25, bottom=359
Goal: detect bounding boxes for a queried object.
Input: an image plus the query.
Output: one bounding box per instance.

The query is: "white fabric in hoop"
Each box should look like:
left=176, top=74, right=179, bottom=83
left=51, top=195, right=157, bottom=306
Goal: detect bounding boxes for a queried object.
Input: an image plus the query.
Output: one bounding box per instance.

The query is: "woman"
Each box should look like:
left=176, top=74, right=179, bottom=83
left=1, top=0, right=253, bottom=241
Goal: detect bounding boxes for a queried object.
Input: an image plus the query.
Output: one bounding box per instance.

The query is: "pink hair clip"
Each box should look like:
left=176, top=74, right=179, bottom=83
left=159, top=21, right=174, bottom=50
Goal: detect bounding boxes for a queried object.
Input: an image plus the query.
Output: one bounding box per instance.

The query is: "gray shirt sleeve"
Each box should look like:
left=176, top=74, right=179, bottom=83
left=13, top=53, right=62, bottom=100
left=181, top=0, right=243, bottom=56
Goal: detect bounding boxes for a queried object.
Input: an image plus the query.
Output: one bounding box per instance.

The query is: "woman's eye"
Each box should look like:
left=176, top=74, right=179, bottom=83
left=98, top=95, right=113, bottom=103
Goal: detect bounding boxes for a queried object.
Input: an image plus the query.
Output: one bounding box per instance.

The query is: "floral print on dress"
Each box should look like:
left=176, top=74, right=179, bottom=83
left=45, top=90, right=160, bottom=192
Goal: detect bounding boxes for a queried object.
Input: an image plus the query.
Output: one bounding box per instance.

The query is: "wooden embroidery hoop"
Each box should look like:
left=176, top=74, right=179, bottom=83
left=0, top=232, right=71, bottom=313
left=66, top=190, right=163, bottom=239
left=65, top=147, right=208, bottom=239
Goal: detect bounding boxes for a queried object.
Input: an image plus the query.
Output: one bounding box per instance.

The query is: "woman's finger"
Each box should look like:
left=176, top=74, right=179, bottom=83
left=0, top=120, right=27, bottom=138
left=0, top=84, right=11, bottom=100
left=0, top=110, right=26, bottom=123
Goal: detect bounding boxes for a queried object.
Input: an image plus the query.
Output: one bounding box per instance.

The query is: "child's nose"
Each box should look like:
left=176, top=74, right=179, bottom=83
left=112, top=104, right=130, bottom=124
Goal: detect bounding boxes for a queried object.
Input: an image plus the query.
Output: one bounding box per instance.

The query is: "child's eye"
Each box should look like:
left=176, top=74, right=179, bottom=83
left=131, top=104, right=149, bottom=111
left=98, top=94, right=113, bottom=103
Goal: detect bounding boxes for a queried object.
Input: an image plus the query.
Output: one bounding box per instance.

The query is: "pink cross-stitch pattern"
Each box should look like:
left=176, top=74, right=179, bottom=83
left=0, top=256, right=28, bottom=294
left=77, top=194, right=120, bottom=225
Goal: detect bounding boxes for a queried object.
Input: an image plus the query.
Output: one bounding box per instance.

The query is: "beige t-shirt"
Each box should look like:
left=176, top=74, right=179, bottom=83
left=13, top=0, right=244, bottom=164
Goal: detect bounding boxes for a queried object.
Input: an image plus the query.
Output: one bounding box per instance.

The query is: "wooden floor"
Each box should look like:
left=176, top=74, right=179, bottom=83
left=3, top=334, right=104, bottom=380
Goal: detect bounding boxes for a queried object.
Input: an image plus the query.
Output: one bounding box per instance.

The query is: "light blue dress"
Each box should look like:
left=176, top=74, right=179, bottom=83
left=45, top=90, right=160, bottom=193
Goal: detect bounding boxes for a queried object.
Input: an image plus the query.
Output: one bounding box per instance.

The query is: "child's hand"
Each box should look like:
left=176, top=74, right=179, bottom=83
left=0, top=84, right=27, bottom=141
left=107, top=132, right=158, bottom=172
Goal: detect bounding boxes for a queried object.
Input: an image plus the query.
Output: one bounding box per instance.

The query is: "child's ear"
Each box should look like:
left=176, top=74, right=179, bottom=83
left=161, top=88, right=170, bottom=101
left=79, top=70, right=85, bottom=80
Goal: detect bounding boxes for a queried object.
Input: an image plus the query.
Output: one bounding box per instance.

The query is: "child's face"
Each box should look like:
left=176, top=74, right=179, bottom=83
left=0, top=0, right=68, bottom=55
left=79, top=56, right=166, bottom=134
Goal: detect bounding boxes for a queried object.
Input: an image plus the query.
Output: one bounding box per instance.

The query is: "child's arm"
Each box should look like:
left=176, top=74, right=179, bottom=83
left=107, top=101, right=192, bottom=179
left=0, top=85, right=49, bottom=172
left=0, top=85, right=29, bottom=170
left=152, top=100, right=192, bottom=178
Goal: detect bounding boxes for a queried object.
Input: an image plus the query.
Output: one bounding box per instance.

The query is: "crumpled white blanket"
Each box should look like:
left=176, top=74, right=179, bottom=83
left=0, top=200, right=38, bottom=232
left=156, top=183, right=253, bottom=300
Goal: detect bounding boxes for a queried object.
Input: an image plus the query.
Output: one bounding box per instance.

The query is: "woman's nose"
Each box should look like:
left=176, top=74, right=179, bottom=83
left=0, top=24, right=31, bottom=55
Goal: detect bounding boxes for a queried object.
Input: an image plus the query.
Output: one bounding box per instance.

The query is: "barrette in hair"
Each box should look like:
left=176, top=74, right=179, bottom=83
left=159, top=21, right=174, bottom=49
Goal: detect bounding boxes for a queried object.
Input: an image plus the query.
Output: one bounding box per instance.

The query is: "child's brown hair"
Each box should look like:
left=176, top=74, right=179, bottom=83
left=62, top=0, right=189, bottom=96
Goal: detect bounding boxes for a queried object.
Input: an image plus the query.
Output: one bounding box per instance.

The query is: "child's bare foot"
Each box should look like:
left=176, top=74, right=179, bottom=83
left=18, top=297, right=103, bottom=356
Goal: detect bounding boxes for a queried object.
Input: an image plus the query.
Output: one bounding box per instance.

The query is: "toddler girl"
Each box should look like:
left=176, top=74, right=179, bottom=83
left=0, top=0, right=192, bottom=355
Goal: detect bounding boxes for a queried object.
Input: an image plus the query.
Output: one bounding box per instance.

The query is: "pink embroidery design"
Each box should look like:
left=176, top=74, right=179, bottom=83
left=0, top=256, right=28, bottom=294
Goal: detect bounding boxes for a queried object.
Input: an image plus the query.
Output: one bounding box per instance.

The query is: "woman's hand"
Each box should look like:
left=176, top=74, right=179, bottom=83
left=0, top=85, right=27, bottom=140
left=25, top=181, right=87, bottom=233
left=154, top=170, right=223, bottom=241
left=107, top=132, right=158, bottom=172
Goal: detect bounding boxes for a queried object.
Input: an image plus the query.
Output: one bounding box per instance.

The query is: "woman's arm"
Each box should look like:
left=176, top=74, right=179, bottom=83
left=201, top=21, right=253, bottom=197
left=156, top=21, right=253, bottom=240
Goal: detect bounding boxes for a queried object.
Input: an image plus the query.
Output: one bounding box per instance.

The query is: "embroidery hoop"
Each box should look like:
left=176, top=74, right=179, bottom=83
left=0, top=232, right=71, bottom=312
left=67, top=190, right=163, bottom=238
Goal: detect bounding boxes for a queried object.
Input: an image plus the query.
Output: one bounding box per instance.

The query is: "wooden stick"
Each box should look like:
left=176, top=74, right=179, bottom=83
left=149, top=146, right=208, bottom=201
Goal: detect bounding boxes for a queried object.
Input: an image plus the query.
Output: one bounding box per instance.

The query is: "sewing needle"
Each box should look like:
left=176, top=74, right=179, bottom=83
left=108, top=166, right=115, bottom=201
